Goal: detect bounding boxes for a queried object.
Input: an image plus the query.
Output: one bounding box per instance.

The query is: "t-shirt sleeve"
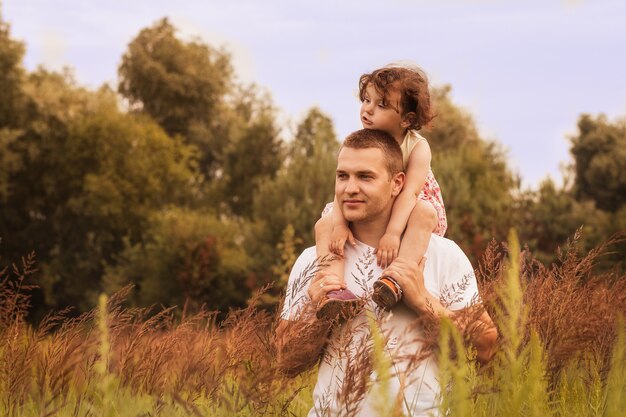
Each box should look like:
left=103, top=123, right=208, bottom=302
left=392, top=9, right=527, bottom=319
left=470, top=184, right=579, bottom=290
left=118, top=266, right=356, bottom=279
left=439, top=243, right=481, bottom=311
left=280, top=248, right=318, bottom=320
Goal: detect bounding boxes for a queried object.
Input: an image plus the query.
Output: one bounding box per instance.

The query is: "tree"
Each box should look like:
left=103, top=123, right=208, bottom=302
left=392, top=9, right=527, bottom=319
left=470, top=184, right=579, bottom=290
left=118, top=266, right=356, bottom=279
left=515, top=179, right=611, bottom=265
left=1, top=69, right=96, bottom=265
left=570, top=114, right=626, bottom=212
left=248, top=107, right=338, bottom=291
left=118, top=19, right=283, bottom=210
left=118, top=18, right=232, bottom=137
left=103, top=208, right=252, bottom=312
left=216, top=85, right=284, bottom=217
left=118, top=17, right=233, bottom=177
left=425, top=87, right=517, bottom=262
left=426, top=85, right=482, bottom=153
left=0, top=16, right=26, bottom=202
left=0, top=15, right=26, bottom=129
left=253, top=108, right=339, bottom=254
left=2, top=69, right=199, bottom=312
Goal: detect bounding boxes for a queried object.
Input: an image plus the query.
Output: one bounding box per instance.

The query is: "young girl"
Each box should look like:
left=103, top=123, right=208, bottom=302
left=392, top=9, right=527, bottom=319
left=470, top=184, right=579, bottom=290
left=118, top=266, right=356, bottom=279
left=315, top=64, right=447, bottom=320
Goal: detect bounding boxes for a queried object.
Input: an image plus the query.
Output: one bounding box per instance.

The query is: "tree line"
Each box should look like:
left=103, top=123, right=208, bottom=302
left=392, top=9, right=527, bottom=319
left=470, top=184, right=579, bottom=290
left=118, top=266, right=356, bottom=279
left=1, top=17, right=624, bottom=320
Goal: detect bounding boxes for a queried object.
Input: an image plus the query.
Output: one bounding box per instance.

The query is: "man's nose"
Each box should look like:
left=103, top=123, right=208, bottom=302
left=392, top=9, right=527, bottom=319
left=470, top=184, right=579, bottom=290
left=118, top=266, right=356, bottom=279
left=345, top=176, right=359, bottom=193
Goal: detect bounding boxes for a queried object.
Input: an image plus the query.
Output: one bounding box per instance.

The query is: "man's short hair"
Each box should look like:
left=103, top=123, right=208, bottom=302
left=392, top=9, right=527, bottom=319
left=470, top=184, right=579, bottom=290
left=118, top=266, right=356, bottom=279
left=341, top=129, right=403, bottom=177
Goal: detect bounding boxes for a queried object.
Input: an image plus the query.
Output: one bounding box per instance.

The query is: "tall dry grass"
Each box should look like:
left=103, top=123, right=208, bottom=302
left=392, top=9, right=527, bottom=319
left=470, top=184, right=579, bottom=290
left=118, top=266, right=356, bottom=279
left=0, top=230, right=624, bottom=416
left=437, top=230, right=625, bottom=417
left=0, top=256, right=312, bottom=416
left=478, top=229, right=626, bottom=379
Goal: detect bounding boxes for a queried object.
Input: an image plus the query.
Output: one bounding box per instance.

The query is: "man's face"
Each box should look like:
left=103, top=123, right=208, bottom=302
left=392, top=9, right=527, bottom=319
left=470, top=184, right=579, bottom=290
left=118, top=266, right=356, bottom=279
left=335, top=147, right=403, bottom=224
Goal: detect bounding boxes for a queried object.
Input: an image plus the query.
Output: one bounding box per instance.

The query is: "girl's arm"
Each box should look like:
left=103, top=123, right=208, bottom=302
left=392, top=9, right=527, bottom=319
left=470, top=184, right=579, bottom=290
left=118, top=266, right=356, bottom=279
left=329, top=194, right=355, bottom=256
left=376, top=140, right=431, bottom=266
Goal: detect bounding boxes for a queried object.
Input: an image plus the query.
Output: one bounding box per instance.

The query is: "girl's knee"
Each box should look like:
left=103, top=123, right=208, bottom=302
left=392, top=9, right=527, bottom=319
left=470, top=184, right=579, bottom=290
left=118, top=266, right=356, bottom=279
left=409, top=201, right=438, bottom=231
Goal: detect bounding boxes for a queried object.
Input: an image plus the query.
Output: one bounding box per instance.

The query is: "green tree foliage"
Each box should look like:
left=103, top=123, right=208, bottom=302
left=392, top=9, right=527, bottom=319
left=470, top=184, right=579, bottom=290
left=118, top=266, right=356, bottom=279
left=118, top=17, right=234, bottom=181
left=427, top=85, right=482, bottom=152
left=515, top=179, right=611, bottom=265
left=3, top=7, right=625, bottom=319
left=0, top=16, right=26, bottom=129
left=570, top=114, right=626, bottom=212
left=427, top=86, right=517, bottom=262
left=2, top=69, right=199, bottom=311
left=1, top=69, right=97, bottom=263
left=0, top=17, right=26, bottom=202
left=103, top=208, right=252, bottom=312
left=238, top=108, right=338, bottom=299
left=0, top=128, right=21, bottom=202
left=512, top=114, right=626, bottom=268
left=216, top=85, right=284, bottom=217
left=118, top=19, right=283, bottom=216
left=118, top=18, right=232, bottom=141
left=253, top=107, right=338, bottom=256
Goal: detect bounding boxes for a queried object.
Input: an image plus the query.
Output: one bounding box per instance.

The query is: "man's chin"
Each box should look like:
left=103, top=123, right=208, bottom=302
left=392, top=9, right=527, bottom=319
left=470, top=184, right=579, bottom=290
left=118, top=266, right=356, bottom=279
left=342, top=212, right=365, bottom=223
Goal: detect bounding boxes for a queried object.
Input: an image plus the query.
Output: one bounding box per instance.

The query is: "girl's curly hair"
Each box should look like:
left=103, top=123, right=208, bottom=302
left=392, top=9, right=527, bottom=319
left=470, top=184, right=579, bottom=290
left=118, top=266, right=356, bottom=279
left=359, top=64, right=435, bottom=131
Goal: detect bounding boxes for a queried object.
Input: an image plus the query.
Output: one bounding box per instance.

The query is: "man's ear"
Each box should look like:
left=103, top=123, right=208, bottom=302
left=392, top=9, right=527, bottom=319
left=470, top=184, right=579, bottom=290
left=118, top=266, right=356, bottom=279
left=391, top=172, right=405, bottom=197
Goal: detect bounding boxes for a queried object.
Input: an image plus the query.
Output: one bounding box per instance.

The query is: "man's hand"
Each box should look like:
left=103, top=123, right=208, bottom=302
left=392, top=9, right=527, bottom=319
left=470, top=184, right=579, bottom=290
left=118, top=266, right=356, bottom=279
left=382, top=257, right=431, bottom=314
left=308, top=270, right=346, bottom=305
left=329, top=224, right=356, bottom=256
left=376, top=232, right=401, bottom=268
left=383, top=257, right=499, bottom=363
left=276, top=269, right=348, bottom=377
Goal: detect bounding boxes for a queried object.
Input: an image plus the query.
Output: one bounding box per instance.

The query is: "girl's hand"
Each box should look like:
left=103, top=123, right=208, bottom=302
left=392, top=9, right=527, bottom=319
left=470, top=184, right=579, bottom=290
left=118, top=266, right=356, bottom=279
left=376, top=233, right=400, bottom=268
left=329, top=224, right=356, bottom=256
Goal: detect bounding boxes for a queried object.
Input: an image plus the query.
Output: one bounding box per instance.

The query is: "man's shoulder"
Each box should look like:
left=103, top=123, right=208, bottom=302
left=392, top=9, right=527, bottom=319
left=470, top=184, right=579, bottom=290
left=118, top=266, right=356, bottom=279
left=300, top=246, right=317, bottom=256
left=427, top=234, right=466, bottom=259
left=290, top=246, right=319, bottom=274
left=426, top=235, right=475, bottom=277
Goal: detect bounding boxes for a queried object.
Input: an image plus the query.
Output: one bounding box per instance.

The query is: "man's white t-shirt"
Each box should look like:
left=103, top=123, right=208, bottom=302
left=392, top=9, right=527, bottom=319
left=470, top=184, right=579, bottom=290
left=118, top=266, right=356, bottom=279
left=281, top=234, right=480, bottom=417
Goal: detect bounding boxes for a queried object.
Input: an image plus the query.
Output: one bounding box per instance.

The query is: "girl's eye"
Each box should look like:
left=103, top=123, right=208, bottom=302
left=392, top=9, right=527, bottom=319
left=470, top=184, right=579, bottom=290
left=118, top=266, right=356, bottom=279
left=378, top=103, right=386, bottom=108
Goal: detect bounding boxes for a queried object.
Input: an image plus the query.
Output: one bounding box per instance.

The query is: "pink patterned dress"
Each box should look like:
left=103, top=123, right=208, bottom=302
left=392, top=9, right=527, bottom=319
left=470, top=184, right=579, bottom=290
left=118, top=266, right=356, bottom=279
left=400, top=130, right=447, bottom=236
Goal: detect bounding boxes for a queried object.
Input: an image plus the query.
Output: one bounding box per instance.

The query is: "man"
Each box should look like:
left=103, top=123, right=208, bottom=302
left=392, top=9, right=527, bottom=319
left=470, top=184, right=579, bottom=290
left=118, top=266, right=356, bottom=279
left=275, top=129, right=497, bottom=416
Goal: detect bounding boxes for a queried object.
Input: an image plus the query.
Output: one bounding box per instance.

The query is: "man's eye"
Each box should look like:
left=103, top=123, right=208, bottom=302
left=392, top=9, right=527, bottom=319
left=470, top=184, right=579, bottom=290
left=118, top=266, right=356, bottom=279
left=337, top=173, right=348, bottom=180
left=359, top=175, right=372, bottom=180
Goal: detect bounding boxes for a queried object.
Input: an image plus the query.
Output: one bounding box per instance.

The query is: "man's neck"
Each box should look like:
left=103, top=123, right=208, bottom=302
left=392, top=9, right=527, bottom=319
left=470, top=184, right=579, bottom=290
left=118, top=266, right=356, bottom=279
left=350, top=215, right=390, bottom=248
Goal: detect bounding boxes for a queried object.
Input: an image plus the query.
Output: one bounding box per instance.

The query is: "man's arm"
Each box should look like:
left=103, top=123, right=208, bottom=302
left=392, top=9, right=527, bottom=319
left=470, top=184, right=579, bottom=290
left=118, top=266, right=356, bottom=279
left=275, top=269, right=346, bottom=376
left=383, top=257, right=498, bottom=363
left=275, top=306, right=329, bottom=377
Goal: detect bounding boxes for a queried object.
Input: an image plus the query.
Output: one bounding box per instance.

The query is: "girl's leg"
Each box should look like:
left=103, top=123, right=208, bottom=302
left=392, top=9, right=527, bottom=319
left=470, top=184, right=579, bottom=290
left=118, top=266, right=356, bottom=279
left=397, top=200, right=438, bottom=262
left=314, top=215, right=345, bottom=279
left=373, top=201, right=437, bottom=310
left=314, top=216, right=360, bottom=321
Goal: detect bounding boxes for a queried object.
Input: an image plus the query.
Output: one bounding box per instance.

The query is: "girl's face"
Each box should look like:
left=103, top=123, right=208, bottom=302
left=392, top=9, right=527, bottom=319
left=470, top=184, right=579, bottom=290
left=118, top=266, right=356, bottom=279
left=360, top=83, right=408, bottom=142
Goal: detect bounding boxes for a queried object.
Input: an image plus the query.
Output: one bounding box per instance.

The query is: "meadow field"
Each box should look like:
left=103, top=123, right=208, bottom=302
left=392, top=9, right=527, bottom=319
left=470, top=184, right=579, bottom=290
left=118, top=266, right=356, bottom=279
left=1, top=232, right=624, bottom=417
left=2, top=5, right=626, bottom=416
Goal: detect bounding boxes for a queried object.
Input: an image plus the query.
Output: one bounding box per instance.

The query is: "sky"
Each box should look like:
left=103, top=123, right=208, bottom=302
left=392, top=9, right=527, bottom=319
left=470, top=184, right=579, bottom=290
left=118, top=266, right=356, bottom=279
left=4, top=0, right=626, bottom=188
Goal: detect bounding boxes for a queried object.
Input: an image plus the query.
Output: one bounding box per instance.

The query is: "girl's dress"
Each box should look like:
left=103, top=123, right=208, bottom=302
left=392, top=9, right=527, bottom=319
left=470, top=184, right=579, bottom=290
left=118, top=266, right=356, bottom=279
left=400, top=130, right=447, bottom=236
